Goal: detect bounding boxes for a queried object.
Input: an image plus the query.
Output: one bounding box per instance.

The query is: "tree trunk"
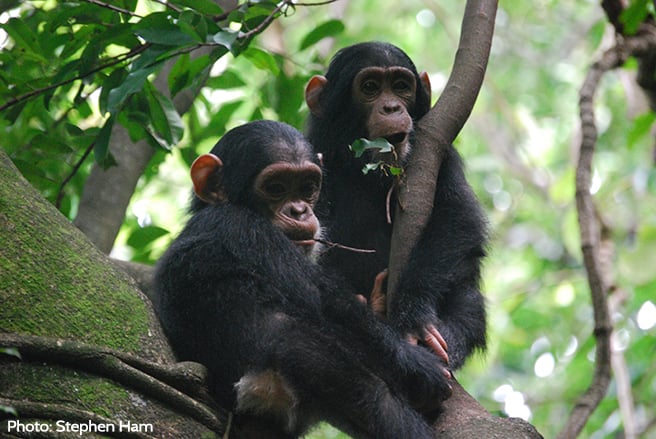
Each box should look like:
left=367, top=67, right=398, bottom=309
left=0, top=149, right=226, bottom=438
left=73, top=49, right=212, bottom=254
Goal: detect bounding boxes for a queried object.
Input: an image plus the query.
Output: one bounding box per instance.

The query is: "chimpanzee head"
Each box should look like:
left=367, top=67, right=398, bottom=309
left=305, top=42, right=432, bottom=168
left=190, top=120, right=322, bottom=255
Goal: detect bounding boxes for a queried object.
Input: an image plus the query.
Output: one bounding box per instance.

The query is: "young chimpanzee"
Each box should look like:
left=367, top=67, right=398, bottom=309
left=154, top=120, right=451, bottom=439
left=305, top=42, right=488, bottom=375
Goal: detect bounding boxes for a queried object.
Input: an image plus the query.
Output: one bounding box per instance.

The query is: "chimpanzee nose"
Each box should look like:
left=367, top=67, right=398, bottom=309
left=287, top=202, right=308, bottom=220
left=383, top=102, right=402, bottom=114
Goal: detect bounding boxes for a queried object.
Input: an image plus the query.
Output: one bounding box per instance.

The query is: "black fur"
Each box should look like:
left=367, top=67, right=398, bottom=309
left=154, top=120, right=449, bottom=439
left=307, top=42, right=488, bottom=370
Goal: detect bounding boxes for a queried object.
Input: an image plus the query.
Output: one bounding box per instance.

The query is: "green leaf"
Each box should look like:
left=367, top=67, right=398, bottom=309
left=0, top=347, right=21, bottom=359
left=299, top=19, right=345, bottom=51
left=627, top=112, right=656, bottom=149
left=127, top=225, right=170, bottom=248
left=169, top=0, right=224, bottom=15
left=94, top=117, right=117, bottom=168
left=362, top=162, right=383, bottom=175
left=620, top=0, right=650, bottom=35
left=0, top=405, right=18, bottom=417
left=212, top=30, right=239, bottom=50
left=99, top=68, right=128, bottom=116
left=205, top=69, right=246, bottom=89
left=168, top=52, right=213, bottom=97
left=349, top=138, right=394, bottom=158
left=134, top=12, right=199, bottom=46
left=242, top=47, right=280, bottom=75
left=144, top=83, right=184, bottom=148
left=2, top=17, right=43, bottom=57
left=168, top=53, right=191, bottom=97
left=107, top=57, right=162, bottom=115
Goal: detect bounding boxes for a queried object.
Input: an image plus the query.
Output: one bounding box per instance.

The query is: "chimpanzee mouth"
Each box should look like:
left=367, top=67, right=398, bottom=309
left=384, top=132, right=408, bottom=146
left=290, top=233, right=317, bottom=248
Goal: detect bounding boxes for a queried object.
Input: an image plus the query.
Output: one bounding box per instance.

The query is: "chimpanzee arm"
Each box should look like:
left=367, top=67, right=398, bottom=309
left=390, top=146, right=487, bottom=370
left=316, top=270, right=452, bottom=411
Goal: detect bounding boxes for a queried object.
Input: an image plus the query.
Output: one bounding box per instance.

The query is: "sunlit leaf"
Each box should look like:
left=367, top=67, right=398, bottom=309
left=620, top=0, right=650, bottom=35
left=627, top=112, right=656, bottom=149
left=242, top=47, right=279, bottom=75
left=362, top=162, right=383, bottom=174
left=127, top=225, right=170, bottom=248
left=299, top=19, right=345, bottom=51
left=2, top=17, right=44, bottom=58
left=350, top=138, right=394, bottom=158
left=212, top=30, right=238, bottom=50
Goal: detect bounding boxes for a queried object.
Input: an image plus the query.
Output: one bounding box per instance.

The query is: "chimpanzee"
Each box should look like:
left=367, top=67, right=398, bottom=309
left=153, top=120, right=451, bottom=439
left=305, top=42, right=488, bottom=372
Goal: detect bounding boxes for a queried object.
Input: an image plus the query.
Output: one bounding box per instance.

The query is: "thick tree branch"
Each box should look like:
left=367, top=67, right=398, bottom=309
left=388, top=0, right=498, bottom=303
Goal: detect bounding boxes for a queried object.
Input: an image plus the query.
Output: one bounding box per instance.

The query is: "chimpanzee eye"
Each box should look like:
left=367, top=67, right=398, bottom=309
left=264, top=182, right=287, bottom=199
left=361, top=79, right=380, bottom=96
left=300, top=181, right=319, bottom=200
left=393, top=79, right=411, bottom=93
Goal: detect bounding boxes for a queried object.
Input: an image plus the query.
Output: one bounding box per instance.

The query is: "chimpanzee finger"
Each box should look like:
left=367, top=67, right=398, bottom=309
left=424, top=326, right=449, bottom=365
left=368, top=269, right=388, bottom=316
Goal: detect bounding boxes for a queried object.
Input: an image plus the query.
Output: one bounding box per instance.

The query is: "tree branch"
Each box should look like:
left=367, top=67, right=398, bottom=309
left=558, top=31, right=656, bottom=438
left=387, top=0, right=498, bottom=300
left=0, top=44, right=150, bottom=113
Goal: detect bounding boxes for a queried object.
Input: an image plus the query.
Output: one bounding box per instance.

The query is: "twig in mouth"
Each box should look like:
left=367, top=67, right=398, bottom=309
left=314, top=238, right=376, bottom=254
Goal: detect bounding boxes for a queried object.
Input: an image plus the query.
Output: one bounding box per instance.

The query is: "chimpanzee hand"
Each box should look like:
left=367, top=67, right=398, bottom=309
left=406, top=323, right=449, bottom=366
left=395, top=340, right=453, bottom=412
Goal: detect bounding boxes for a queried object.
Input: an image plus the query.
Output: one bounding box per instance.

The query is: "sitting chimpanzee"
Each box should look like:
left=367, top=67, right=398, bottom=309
left=305, top=42, right=488, bottom=376
left=154, top=120, right=451, bottom=439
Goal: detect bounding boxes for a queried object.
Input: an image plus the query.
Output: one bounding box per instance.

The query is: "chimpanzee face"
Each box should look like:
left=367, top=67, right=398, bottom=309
left=252, top=158, right=322, bottom=256
left=352, top=66, right=418, bottom=162
left=190, top=121, right=323, bottom=257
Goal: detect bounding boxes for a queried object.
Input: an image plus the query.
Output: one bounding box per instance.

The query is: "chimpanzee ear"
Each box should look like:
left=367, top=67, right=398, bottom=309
left=419, top=71, right=432, bottom=100
left=305, top=75, right=328, bottom=116
left=190, top=153, right=227, bottom=204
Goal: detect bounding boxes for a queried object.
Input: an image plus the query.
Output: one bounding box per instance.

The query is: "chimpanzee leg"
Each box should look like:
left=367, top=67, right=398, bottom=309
left=249, top=314, right=436, bottom=439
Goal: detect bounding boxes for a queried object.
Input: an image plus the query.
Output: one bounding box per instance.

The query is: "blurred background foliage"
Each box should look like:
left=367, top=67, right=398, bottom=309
left=1, top=1, right=655, bottom=438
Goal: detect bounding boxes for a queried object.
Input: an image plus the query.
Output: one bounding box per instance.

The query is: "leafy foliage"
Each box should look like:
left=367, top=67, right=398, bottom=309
left=350, top=137, right=403, bottom=175
left=0, top=0, right=288, bottom=211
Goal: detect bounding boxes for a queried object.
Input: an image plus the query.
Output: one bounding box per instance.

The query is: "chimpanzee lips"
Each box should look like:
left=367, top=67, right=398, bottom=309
left=289, top=230, right=317, bottom=247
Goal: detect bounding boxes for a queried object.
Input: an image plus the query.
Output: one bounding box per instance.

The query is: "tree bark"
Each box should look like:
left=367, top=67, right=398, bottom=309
left=0, top=149, right=226, bottom=438
left=387, top=0, right=499, bottom=297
